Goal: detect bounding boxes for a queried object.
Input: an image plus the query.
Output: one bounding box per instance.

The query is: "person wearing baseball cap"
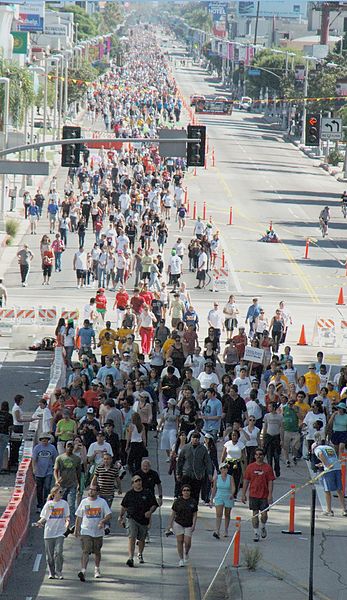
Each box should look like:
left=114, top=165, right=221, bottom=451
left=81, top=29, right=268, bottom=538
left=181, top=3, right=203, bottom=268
left=32, top=433, right=58, bottom=511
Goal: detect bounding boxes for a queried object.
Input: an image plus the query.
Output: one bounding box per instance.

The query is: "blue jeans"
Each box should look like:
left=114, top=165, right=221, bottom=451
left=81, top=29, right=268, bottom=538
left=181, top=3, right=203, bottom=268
left=0, top=433, right=9, bottom=470
left=62, top=485, right=77, bottom=526
left=36, top=474, right=53, bottom=509
left=54, top=252, right=62, bottom=271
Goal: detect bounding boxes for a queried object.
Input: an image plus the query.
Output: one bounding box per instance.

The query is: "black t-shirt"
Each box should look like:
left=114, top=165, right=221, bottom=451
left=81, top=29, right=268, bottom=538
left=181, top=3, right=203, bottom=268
left=0, top=411, right=13, bottom=435
left=172, top=497, right=198, bottom=528
left=223, top=395, right=247, bottom=425
left=134, top=469, right=161, bottom=494
left=121, top=489, right=158, bottom=525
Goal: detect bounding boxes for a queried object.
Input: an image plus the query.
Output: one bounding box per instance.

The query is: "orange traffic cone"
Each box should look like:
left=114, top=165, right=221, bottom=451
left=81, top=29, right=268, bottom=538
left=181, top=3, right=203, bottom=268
left=297, top=325, right=308, bottom=346
left=337, top=287, right=345, bottom=306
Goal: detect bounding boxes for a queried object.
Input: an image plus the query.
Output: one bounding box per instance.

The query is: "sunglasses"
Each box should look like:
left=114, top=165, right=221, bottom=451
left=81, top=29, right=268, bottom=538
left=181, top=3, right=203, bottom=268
left=182, top=488, right=191, bottom=492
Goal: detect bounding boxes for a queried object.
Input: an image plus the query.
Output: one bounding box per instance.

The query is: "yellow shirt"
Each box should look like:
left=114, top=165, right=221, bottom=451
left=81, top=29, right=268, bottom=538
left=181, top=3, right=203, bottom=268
left=162, top=338, right=175, bottom=358
left=304, top=372, right=320, bottom=395
left=328, top=390, right=340, bottom=405
left=99, top=339, right=116, bottom=357
left=99, top=328, right=117, bottom=343
left=295, top=401, right=310, bottom=418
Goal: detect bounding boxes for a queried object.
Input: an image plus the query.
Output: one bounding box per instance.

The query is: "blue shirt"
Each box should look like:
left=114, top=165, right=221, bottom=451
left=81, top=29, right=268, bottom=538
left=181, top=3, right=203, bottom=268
left=77, top=327, right=95, bottom=347
left=47, top=203, right=59, bottom=215
left=32, top=443, right=58, bottom=477
left=245, top=304, right=261, bottom=322
left=314, top=445, right=341, bottom=472
left=96, top=365, right=121, bottom=385
left=203, top=398, right=222, bottom=432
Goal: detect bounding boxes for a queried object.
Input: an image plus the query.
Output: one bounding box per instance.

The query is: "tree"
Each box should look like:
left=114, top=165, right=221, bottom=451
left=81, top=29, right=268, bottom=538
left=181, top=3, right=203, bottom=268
left=98, top=3, right=123, bottom=34
left=0, top=61, right=34, bottom=127
left=59, top=5, right=99, bottom=40
left=67, top=61, right=98, bottom=104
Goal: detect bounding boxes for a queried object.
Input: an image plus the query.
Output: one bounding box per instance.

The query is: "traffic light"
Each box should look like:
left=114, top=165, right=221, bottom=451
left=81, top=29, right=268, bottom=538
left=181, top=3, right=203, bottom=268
left=186, top=124, right=206, bottom=167
left=305, top=114, right=320, bottom=147
left=61, top=125, right=81, bottom=167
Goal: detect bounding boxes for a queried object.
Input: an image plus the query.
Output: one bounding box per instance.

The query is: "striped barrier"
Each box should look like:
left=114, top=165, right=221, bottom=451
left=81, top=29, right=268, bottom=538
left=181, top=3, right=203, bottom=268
left=37, top=308, right=57, bottom=325
left=16, top=308, right=36, bottom=324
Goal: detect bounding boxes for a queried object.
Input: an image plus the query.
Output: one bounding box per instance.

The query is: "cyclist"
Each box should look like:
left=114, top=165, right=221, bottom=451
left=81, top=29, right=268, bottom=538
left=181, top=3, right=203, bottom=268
left=319, top=206, right=330, bottom=237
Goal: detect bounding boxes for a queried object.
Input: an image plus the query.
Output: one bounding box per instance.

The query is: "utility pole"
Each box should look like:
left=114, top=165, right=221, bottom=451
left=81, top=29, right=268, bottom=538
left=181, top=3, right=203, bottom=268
left=0, top=77, right=10, bottom=231
left=253, top=1, right=260, bottom=46
left=301, top=57, right=309, bottom=146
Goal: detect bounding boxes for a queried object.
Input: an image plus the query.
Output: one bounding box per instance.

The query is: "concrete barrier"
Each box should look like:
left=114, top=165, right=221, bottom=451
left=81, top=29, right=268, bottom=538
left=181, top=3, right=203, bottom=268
left=0, top=346, right=65, bottom=590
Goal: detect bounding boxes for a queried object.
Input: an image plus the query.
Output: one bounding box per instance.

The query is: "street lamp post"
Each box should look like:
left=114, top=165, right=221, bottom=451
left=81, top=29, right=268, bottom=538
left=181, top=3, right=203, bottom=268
left=301, top=56, right=317, bottom=146
left=0, top=77, right=10, bottom=231
left=42, top=56, right=49, bottom=160
left=63, top=50, right=73, bottom=120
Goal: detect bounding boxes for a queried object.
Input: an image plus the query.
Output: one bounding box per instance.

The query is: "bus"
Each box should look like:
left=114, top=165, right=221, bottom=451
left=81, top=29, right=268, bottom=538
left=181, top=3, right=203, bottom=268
left=195, top=97, right=233, bottom=115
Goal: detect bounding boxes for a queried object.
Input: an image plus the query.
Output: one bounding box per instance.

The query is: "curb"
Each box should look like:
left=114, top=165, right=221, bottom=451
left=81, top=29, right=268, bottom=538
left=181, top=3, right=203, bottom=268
left=225, top=566, right=242, bottom=600
left=260, top=559, right=332, bottom=600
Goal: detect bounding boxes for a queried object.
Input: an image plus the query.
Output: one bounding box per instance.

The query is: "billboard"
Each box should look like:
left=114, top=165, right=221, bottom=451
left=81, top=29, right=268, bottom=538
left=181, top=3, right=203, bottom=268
left=19, top=0, right=45, bottom=32
left=208, top=2, right=228, bottom=38
left=236, top=1, right=308, bottom=18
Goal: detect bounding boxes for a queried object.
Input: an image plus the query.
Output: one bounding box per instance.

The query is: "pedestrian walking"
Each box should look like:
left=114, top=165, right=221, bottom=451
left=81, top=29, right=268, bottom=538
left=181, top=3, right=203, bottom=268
left=75, top=484, right=112, bottom=581
left=166, top=483, right=198, bottom=567
left=118, top=474, right=158, bottom=567
left=34, top=484, right=70, bottom=579
left=210, top=463, right=235, bottom=539
left=241, top=448, right=275, bottom=542
left=16, top=244, right=34, bottom=287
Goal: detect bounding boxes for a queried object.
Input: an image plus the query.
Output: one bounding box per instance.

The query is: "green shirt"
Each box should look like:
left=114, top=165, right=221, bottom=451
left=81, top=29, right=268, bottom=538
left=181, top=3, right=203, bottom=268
left=56, top=418, right=75, bottom=441
left=55, top=453, right=81, bottom=488
left=283, top=405, right=299, bottom=432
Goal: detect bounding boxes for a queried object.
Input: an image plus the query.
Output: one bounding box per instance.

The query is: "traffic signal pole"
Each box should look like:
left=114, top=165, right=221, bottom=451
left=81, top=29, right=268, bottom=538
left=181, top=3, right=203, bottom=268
left=0, top=137, right=201, bottom=159
left=301, top=57, right=309, bottom=146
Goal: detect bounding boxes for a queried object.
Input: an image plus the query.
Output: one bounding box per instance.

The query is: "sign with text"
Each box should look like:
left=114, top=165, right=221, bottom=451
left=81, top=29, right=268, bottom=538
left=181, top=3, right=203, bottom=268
left=19, top=0, right=45, bottom=32
left=321, top=117, right=342, bottom=141
left=243, top=346, right=264, bottom=364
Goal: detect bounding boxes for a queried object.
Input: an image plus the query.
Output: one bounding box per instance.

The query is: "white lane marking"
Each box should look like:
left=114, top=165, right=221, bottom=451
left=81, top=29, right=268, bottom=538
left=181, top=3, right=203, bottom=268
left=288, top=208, right=300, bottom=219
left=32, top=553, right=42, bottom=572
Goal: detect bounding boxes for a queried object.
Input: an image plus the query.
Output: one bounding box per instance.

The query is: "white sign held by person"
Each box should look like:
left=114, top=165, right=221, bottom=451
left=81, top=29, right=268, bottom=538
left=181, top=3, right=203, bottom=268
left=243, top=346, right=264, bottom=364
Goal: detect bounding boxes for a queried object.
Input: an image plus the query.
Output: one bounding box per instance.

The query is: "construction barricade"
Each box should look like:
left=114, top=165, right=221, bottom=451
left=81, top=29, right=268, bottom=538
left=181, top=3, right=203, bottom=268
left=313, top=318, right=337, bottom=347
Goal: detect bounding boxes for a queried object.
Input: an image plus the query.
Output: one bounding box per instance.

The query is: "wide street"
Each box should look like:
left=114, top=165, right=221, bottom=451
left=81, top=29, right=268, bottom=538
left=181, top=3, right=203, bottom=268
left=1, top=28, right=347, bottom=600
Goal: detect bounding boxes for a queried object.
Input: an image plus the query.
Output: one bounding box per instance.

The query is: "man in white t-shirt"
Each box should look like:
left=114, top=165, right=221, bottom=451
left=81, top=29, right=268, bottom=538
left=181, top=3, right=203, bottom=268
left=87, top=431, right=113, bottom=467
left=167, top=250, right=182, bottom=291
left=208, top=302, right=225, bottom=341
left=233, top=368, right=251, bottom=400
left=198, top=362, right=220, bottom=390
left=35, top=487, right=70, bottom=579
left=73, top=246, right=88, bottom=289
left=75, top=484, right=112, bottom=581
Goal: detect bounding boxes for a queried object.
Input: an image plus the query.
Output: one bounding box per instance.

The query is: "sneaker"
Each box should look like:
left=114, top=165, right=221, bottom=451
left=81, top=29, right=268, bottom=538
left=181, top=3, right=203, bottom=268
left=104, top=527, right=110, bottom=536
left=286, top=461, right=291, bottom=468
left=56, top=573, right=64, bottom=580
left=126, top=558, right=134, bottom=568
left=178, top=559, right=185, bottom=567
left=94, top=568, right=101, bottom=578
left=213, top=532, right=220, bottom=539
left=342, top=510, right=347, bottom=517
left=78, top=571, right=86, bottom=582
left=293, top=457, right=297, bottom=465
left=166, top=458, right=170, bottom=462
left=138, top=553, right=144, bottom=564
left=48, top=574, right=55, bottom=579
left=253, top=532, right=260, bottom=542
left=323, top=511, right=334, bottom=516
left=184, top=556, right=189, bottom=564
left=261, top=526, right=267, bottom=539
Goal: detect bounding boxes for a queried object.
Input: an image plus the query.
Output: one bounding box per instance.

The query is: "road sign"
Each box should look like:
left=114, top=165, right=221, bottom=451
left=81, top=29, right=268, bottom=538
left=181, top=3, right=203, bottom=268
left=158, top=129, right=186, bottom=158
left=248, top=68, right=261, bottom=76
left=321, top=117, right=342, bottom=141
left=0, top=160, right=49, bottom=175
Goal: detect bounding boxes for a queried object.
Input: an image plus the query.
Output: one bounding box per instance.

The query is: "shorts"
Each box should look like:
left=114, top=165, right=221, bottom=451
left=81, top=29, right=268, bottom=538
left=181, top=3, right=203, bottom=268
left=214, top=494, right=234, bottom=509
left=42, top=265, right=52, bottom=277
left=225, top=318, right=238, bottom=331
left=173, top=521, right=193, bottom=537
left=80, top=535, right=103, bottom=554
left=321, top=469, right=342, bottom=492
left=76, top=269, right=86, bottom=280
left=249, top=497, right=269, bottom=512
left=196, top=270, right=206, bottom=281
left=331, top=431, right=347, bottom=446
left=171, top=274, right=180, bottom=284
left=30, top=215, right=38, bottom=222
left=126, top=517, right=148, bottom=541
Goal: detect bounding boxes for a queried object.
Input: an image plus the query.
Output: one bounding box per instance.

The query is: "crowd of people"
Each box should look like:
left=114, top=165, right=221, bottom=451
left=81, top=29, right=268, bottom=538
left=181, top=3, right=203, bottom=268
left=2, top=26, right=346, bottom=585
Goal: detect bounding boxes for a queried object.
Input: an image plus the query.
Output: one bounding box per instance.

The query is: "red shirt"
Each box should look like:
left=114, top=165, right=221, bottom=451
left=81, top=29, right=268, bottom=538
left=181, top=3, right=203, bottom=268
left=232, top=333, right=247, bottom=359
left=244, top=462, right=275, bottom=499
left=116, top=290, right=129, bottom=309
left=96, top=293, right=107, bottom=310
left=130, top=295, right=145, bottom=314
left=139, top=290, right=153, bottom=306
left=83, top=390, right=101, bottom=414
